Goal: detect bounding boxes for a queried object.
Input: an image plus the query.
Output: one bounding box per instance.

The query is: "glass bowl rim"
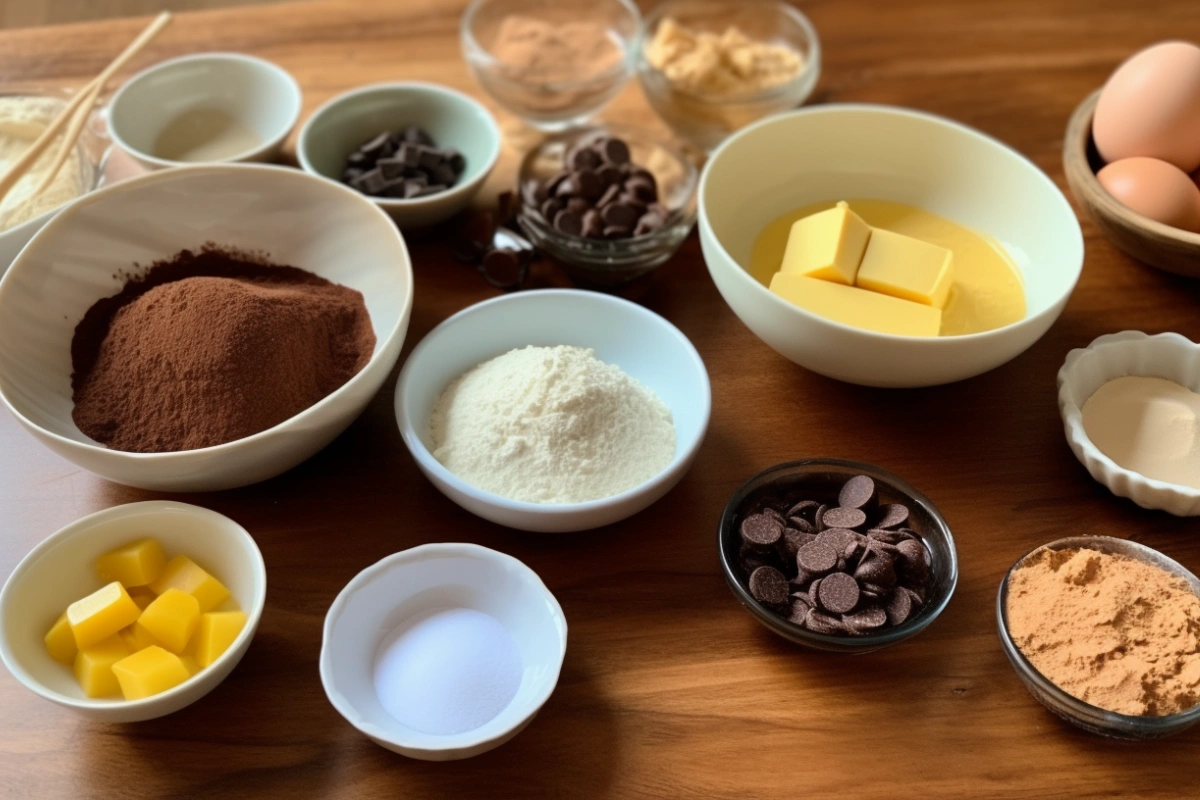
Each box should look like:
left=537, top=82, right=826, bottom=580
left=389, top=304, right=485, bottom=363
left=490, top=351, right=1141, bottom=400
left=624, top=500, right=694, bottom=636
left=632, top=0, right=822, bottom=107
left=995, top=534, right=1200, bottom=731
left=717, top=457, right=959, bottom=649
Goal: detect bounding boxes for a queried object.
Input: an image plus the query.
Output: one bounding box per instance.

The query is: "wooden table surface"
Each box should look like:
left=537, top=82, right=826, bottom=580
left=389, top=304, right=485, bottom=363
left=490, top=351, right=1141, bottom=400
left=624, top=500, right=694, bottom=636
left=2, top=1, right=1200, bottom=797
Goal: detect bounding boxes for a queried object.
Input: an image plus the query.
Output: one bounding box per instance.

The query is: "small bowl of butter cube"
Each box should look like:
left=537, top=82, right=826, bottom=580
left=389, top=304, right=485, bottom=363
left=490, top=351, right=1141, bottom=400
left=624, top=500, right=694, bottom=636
left=0, top=500, right=265, bottom=722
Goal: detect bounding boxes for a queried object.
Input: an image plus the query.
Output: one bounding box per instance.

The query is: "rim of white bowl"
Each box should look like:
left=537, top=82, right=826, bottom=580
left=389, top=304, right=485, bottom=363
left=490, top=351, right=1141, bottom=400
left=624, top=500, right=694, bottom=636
left=395, top=288, right=712, bottom=517
left=318, top=541, right=568, bottom=753
left=698, top=102, right=1085, bottom=344
left=108, top=52, right=303, bottom=169
left=0, top=162, right=413, bottom=462
left=1058, top=330, right=1200, bottom=501
left=296, top=81, right=503, bottom=209
left=0, top=500, right=267, bottom=712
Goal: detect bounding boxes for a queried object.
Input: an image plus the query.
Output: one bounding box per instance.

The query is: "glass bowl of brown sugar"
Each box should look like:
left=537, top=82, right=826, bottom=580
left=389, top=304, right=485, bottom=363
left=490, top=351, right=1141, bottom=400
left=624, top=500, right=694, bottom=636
left=461, top=0, right=640, bottom=130
left=997, top=536, right=1200, bottom=739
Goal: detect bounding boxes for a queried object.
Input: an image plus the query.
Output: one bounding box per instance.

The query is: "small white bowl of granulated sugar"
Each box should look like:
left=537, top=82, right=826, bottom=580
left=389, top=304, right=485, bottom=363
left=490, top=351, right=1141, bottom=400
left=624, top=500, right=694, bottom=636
left=394, top=288, right=711, bottom=532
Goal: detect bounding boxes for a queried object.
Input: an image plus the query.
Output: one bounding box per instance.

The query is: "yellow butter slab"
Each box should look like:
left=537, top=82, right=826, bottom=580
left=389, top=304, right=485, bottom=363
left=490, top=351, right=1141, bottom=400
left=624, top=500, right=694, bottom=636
left=778, top=201, right=871, bottom=285
left=73, top=635, right=130, bottom=698
left=119, top=621, right=161, bottom=653
left=856, top=227, right=954, bottom=308
left=193, top=610, right=247, bottom=668
left=44, top=612, right=77, bottom=665
left=149, top=555, right=230, bottom=613
left=138, top=588, right=200, bottom=654
left=67, top=581, right=142, bottom=650
left=95, top=538, right=166, bottom=588
left=769, top=273, right=942, bottom=337
left=112, top=645, right=191, bottom=700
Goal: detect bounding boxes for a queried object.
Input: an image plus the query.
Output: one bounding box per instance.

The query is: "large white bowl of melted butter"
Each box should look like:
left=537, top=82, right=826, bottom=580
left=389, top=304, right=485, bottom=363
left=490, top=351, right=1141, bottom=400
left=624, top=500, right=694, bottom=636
left=699, top=105, right=1084, bottom=388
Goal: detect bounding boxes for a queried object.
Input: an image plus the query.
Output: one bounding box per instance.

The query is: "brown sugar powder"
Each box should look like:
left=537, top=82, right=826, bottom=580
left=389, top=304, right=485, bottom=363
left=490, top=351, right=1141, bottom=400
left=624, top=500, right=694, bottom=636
left=70, top=246, right=375, bottom=453
left=1006, top=546, right=1200, bottom=716
left=490, top=16, right=623, bottom=82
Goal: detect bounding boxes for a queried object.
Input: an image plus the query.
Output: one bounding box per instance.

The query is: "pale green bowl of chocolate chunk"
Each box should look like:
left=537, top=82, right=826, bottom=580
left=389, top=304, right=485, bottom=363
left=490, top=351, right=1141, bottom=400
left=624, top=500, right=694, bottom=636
left=718, top=459, right=958, bottom=653
left=297, top=82, right=502, bottom=229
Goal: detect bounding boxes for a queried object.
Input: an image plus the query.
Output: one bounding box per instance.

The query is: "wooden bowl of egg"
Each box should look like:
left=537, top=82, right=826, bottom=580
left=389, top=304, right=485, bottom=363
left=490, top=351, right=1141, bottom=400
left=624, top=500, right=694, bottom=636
left=1063, top=41, right=1200, bottom=278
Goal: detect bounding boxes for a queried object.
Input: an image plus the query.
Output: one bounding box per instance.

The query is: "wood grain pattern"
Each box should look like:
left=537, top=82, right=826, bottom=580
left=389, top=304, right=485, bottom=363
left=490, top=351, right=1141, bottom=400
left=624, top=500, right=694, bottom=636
left=1062, top=90, right=1200, bottom=278
left=2, top=1, right=1200, bottom=797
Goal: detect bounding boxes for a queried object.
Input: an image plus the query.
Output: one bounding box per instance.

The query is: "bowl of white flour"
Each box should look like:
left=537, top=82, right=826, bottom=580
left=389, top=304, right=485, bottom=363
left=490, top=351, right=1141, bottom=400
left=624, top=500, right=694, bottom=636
left=395, top=289, right=710, bottom=532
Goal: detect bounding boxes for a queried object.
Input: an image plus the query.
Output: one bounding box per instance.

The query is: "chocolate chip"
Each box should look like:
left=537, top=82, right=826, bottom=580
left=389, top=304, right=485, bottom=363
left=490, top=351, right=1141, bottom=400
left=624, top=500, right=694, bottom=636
left=815, top=527, right=856, bottom=553
left=838, top=475, right=876, bottom=509
left=565, top=197, right=590, bottom=215
left=540, top=198, right=563, bottom=221
left=595, top=136, right=630, bottom=165
left=603, top=225, right=633, bottom=239
left=788, top=500, right=820, bottom=518
left=740, top=512, right=783, bottom=547
left=596, top=183, right=621, bottom=208
left=797, top=542, right=837, bottom=573
left=625, top=176, right=657, bottom=203
left=582, top=208, right=604, bottom=239
left=817, top=572, right=860, bottom=614
left=778, top=528, right=812, bottom=562
left=748, top=566, right=789, bottom=606
left=875, top=503, right=909, bottom=529
left=602, top=202, right=640, bottom=228
left=788, top=596, right=813, bottom=624
left=598, top=165, right=623, bottom=186
left=843, top=605, right=887, bottom=633
left=569, top=146, right=602, bottom=171
left=867, top=528, right=905, bottom=545
left=814, top=505, right=828, bottom=532
left=576, top=168, right=603, bottom=200
left=481, top=248, right=521, bottom=283
left=822, top=507, right=867, bottom=530
left=788, top=516, right=816, bottom=533
left=553, top=209, right=583, bottom=235
left=855, top=551, right=897, bottom=589
left=807, top=576, right=823, bottom=605
left=896, top=538, right=929, bottom=569
left=804, top=608, right=845, bottom=634
left=634, top=214, right=665, bottom=237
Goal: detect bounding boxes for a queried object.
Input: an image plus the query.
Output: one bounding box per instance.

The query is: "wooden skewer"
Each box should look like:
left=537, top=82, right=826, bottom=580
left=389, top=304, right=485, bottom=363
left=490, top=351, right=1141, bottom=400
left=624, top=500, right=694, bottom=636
left=0, top=11, right=171, bottom=204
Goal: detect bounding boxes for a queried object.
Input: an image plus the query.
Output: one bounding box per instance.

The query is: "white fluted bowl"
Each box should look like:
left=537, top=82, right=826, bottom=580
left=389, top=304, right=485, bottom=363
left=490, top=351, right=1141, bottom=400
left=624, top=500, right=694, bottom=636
left=1058, top=331, right=1200, bottom=516
left=0, top=164, right=413, bottom=491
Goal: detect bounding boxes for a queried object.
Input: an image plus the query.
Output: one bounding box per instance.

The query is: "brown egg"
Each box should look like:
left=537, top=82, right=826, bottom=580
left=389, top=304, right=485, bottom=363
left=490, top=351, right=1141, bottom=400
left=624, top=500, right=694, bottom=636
left=1093, top=41, right=1200, bottom=173
left=1097, top=157, right=1200, bottom=232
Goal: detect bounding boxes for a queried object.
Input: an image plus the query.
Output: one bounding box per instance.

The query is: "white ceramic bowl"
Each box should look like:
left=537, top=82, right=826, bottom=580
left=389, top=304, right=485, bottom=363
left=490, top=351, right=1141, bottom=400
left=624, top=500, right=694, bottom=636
left=394, top=289, right=711, bottom=532
left=297, top=82, right=501, bottom=229
left=0, top=501, right=266, bottom=723
left=1058, top=331, right=1200, bottom=516
left=699, top=104, right=1085, bottom=387
left=109, top=52, right=302, bottom=169
left=320, top=542, right=567, bottom=760
left=0, top=164, right=413, bottom=492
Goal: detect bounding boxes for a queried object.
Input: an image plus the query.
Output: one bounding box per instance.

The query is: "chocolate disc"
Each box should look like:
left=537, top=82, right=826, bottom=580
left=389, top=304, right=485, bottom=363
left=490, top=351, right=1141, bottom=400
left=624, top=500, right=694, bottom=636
left=748, top=566, right=789, bottom=606
left=817, top=571, right=860, bottom=614
left=778, top=527, right=813, bottom=561
left=843, top=605, right=887, bottom=633
left=886, top=586, right=914, bottom=626
left=838, top=475, right=876, bottom=509
left=787, top=500, right=820, bottom=519
left=797, top=541, right=837, bottom=573
left=788, top=516, right=816, bottom=533
left=788, top=596, right=813, bottom=624
left=740, top=512, right=783, bottom=547
left=822, top=506, right=868, bottom=530
left=815, top=527, right=856, bottom=553
left=855, top=551, right=897, bottom=589
left=896, top=538, right=929, bottom=569
left=875, top=503, right=910, bottom=529
left=814, top=504, right=829, bottom=532
left=804, top=608, right=845, bottom=634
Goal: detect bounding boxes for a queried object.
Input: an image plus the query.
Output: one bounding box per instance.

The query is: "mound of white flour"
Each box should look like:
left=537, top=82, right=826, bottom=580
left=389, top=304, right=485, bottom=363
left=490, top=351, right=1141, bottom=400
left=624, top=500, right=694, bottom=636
left=430, top=345, right=676, bottom=504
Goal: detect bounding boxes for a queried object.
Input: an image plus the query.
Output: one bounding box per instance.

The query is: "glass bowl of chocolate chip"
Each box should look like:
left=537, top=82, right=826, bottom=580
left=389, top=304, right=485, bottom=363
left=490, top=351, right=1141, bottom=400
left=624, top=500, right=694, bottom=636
left=718, top=459, right=958, bottom=653
left=517, top=126, right=699, bottom=288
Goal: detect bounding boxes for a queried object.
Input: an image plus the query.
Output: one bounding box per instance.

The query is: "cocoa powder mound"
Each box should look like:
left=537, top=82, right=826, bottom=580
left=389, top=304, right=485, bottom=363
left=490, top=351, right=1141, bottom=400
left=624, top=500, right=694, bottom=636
left=70, top=246, right=375, bottom=453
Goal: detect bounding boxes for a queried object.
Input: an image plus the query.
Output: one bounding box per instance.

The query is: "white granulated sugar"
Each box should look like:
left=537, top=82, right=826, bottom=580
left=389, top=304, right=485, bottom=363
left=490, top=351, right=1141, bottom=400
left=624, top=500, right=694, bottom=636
left=430, top=345, right=677, bottom=504
left=373, top=607, right=523, bottom=736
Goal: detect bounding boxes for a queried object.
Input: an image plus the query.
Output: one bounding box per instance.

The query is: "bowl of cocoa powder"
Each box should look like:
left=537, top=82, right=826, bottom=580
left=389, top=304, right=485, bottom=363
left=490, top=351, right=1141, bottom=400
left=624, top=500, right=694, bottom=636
left=998, top=535, right=1200, bottom=739
left=0, top=164, right=413, bottom=492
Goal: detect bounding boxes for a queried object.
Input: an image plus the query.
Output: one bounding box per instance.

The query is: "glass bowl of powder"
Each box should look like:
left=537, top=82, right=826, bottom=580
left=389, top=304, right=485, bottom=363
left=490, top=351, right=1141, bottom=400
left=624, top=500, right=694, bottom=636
left=461, top=0, right=640, bottom=130
left=997, top=535, right=1200, bottom=739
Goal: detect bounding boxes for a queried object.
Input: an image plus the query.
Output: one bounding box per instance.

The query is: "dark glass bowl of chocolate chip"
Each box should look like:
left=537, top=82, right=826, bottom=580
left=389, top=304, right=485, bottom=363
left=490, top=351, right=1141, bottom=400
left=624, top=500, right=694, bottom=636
left=517, top=127, right=698, bottom=288
left=719, top=459, right=958, bottom=653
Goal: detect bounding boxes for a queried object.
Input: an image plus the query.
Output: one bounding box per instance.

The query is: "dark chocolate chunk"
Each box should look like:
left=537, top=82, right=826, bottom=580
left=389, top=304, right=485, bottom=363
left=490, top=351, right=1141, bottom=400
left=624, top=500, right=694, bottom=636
left=748, top=566, right=789, bottom=606
left=342, top=127, right=460, bottom=199
left=350, top=168, right=388, bottom=195
left=838, top=475, right=876, bottom=509
left=875, top=503, right=909, bottom=529
left=360, top=131, right=393, bottom=158
left=481, top=248, right=520, bottom=281
left=822, top=507, right=868, bottom=530
left=402, top=125, right=434, bottom=146
left=797, top=542, right=837, bottom=573
left=817, top=571, right=860, bottom=614
left=376, top=157, right=407, bottom=180
left=740, top=512, right=783, bottom=547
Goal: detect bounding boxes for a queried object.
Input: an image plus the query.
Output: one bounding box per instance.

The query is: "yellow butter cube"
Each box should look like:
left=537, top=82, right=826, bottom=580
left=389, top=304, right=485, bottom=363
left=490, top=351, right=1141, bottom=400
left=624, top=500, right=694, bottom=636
left=95, top=538, right=166, bottom=587
left=778, top=201, right=872, bottom=285
left=119, top=621, right=160, bottom=653
left=44, top=612, right=77, bottom=665
left=67, top=581, right=142, bottom=650
left=770, top=273, right=942, bottom=337
left=181, top=655, right=201, bottom=677
left=137, top=588, right=200, bottom=654
left=112, top=645, right=191, bottom=700
left=856, top=227, right=954, bottom=309
left=129, top=588, right=156, bottom=611
left=148, top=556, right=230, bottom=613
left=73, top=635, right=129, bottom=698
left=193, top=610, right=247, bottom=668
